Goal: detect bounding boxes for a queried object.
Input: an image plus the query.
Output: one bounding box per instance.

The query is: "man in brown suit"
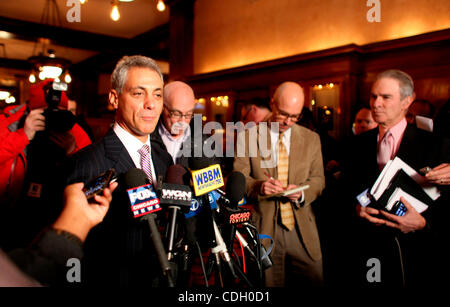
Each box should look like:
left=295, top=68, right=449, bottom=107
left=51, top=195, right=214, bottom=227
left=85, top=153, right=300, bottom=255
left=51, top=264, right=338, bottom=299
left=233, top=82, right=325, bottom=287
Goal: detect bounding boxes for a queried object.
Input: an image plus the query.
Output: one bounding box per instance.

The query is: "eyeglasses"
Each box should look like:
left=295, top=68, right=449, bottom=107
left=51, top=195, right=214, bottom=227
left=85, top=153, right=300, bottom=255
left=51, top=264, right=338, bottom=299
left=274, top=108, right=302, bottom=122
left=164, top=107, right=194, bottom=120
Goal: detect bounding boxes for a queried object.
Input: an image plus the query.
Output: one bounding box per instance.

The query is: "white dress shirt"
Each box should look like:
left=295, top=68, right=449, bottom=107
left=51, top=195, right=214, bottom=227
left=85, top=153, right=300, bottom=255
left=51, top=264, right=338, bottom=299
left=158, top=123, right=191, bottom=164
left=113, top=122, right=157, bottom=180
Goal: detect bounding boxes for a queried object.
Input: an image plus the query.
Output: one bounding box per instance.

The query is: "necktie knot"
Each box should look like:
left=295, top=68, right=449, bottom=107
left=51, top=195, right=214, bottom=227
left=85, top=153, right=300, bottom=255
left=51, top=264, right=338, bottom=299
left=138, top=144, right=150, bottom=156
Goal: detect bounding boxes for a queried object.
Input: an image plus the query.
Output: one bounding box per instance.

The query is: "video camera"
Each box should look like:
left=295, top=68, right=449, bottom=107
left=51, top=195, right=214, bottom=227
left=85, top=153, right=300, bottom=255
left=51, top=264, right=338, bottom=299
left=42, top=81, right=76, bottom=132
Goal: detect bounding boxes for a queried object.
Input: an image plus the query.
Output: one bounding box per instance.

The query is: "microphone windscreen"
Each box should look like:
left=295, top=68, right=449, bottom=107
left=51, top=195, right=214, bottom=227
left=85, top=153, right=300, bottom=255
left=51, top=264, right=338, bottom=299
left=124, top=168, right=149, bottom=189
left=226, top=171, right=246, bottom=206
left=165, top=164, right=189, bottom=185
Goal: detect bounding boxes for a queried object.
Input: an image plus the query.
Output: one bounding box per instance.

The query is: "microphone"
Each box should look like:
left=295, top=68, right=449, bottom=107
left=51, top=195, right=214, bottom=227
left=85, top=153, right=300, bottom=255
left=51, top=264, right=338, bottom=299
left=124, top=168, right=174, bottom=287
left=159, top=165, right=192, bottom=211
left=222, top=171, right=250, bottom=224
left=189, top=156, right=225, bottom=196
left=226, top=171, right=246, bottom=207
left=158, top=165, right=192, bottom=261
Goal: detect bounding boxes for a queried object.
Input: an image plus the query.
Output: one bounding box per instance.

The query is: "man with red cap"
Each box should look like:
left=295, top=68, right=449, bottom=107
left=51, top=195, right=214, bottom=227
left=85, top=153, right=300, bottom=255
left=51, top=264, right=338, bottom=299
left=0, top=79, right=91, bottom=249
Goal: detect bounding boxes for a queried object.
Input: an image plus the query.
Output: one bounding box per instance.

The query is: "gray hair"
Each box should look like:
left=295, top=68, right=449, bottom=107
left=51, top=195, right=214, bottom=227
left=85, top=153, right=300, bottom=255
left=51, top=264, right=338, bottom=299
left=111, top=55, right=163, bottom=94
left=376, top=69, right=414, bottom=100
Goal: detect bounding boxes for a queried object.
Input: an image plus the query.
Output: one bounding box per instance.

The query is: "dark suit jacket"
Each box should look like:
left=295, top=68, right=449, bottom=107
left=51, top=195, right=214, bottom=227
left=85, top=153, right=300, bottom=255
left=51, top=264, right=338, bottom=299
left=65, top=128, right=173, bottom=287
left=341, top=124, right=449, bottom=286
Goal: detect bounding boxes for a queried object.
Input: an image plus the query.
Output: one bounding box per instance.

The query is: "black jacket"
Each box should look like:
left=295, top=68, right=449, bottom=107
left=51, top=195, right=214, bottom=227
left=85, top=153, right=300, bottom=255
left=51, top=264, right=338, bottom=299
left=65, top=128, right=173, bottom=287
left=340, top=124, right=449, bottom=287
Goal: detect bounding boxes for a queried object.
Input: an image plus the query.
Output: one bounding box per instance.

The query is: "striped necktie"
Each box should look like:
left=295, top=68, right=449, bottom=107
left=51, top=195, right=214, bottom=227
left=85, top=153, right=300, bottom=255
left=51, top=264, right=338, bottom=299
left=277, top=133, right=295, bottom=231
left=138, top=144, right=153, bottom=184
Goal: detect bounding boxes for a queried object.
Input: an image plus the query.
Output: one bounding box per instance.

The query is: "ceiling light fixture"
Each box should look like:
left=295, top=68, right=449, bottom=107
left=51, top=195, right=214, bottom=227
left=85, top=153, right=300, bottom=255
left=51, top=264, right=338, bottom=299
left=0, top=90, right=11, bottom=100
left=28, top=0, right=72, bottom=84
left=111, top=0, right=120, bottom=21
left=156, top=0, right=166, bottom=12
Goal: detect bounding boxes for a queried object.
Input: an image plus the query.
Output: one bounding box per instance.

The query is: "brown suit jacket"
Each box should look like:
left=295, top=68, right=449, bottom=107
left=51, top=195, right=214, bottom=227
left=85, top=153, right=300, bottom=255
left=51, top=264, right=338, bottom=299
left=233, top=123, right=325, bottom=261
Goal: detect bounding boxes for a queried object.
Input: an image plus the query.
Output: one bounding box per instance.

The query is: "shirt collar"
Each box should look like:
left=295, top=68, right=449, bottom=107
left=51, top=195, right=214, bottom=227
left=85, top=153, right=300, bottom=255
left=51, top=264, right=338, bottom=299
left=378, top=118, right=407, bottom=142
left=158, top=122, right=191, bottom=143
left=113, top=122, right=150, bottom=154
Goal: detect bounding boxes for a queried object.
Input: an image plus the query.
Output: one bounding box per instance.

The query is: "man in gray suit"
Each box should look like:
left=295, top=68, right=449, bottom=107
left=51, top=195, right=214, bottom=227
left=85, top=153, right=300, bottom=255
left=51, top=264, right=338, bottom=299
left=233, top=82, right=325, bottom=287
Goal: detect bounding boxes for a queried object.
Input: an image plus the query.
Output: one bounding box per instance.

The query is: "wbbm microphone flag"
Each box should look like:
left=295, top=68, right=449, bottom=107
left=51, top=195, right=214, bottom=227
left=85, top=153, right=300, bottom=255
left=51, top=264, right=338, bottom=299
left=191, top=164, right=224, bottom=196
left=127, top=184, right=161, bottom=218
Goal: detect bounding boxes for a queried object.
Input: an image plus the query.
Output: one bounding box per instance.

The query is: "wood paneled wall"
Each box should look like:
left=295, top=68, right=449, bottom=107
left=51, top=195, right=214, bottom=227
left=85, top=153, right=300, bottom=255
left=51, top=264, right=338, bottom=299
left=186, top=29, right=450, bottom=140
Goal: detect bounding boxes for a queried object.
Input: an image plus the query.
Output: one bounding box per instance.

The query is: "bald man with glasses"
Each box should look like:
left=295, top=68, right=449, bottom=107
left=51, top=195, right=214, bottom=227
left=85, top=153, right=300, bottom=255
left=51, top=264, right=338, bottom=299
left=153, top=81, right=196, bottom=166
left=233, top=81, right=325, bottom=287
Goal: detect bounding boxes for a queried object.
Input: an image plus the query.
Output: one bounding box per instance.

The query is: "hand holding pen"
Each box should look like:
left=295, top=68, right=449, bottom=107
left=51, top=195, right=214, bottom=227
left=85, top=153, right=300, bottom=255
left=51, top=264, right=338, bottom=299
left=260, top=172, right=304, bottom=202
left=260, top=171, right=285, bottom=196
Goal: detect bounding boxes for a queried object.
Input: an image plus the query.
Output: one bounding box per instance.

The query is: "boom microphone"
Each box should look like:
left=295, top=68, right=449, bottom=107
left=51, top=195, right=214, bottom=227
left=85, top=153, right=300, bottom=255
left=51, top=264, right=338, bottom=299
left=124, top=168, right=174, bottom=287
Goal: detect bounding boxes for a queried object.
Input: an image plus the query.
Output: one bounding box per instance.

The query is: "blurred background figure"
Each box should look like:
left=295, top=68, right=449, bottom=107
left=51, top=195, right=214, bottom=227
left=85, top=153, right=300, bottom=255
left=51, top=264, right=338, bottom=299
left=433, top=99, right=450, bottom=138
left=353, top=107, right=378, bottom=135
left=68, top=99, right=95, bottom=142
left=406, top=99, right=434, bottom=125
left=240, top=97, right=271, bottom=125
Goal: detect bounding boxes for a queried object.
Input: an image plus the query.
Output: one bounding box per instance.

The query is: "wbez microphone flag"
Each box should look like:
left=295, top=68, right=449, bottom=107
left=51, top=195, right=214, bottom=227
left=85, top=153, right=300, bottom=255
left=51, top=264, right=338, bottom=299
left=191, top=163, right=224, bottom=196
left=125, top=171, right=161, bottom=218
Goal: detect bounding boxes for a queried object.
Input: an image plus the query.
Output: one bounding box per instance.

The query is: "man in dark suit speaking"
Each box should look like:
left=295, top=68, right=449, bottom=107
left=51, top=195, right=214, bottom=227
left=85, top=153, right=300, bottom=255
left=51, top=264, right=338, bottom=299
left=65, top=55, right=173, bottom=286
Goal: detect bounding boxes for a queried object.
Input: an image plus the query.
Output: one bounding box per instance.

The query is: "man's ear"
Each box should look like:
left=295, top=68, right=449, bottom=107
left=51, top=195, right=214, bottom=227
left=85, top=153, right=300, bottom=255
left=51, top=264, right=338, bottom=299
left=403, top=92, right=415, bottom=110
left=109, top=90, right=119, bottom=110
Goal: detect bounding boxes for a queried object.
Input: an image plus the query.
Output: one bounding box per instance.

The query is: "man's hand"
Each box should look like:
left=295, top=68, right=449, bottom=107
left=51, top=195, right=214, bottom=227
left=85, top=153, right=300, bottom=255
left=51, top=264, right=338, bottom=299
left=425, top=163, right=450, bottom=186
left=23, top=108, right=46, bottom=141
left=52, top=181, right=118, bottom=242
left=285, top=184, right=303, bottom=202
left=379, top=197, right=426, bottom=233
left=260, top=177, right=285, bottom=195
left=356, top=204, right=386, bottom=226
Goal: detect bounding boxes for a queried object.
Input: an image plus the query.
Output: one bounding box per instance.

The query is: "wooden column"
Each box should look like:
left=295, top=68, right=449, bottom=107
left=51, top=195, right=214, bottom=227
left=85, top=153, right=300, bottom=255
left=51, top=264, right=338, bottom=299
left=168, top=0, right=195, bottom=81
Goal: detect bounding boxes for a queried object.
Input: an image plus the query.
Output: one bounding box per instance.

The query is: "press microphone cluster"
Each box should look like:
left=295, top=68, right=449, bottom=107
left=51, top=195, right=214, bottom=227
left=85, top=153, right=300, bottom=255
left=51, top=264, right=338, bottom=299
left=185, top=157, right=271, bottom=287
left=117, top=156, right=271, bottom=287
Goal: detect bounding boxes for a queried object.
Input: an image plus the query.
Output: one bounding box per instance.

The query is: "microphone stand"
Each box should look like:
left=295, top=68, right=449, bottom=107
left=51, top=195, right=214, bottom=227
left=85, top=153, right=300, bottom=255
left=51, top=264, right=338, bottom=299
left=167, top=205, right=180, bottom=261
left=142, top=213, right=175, bottom=287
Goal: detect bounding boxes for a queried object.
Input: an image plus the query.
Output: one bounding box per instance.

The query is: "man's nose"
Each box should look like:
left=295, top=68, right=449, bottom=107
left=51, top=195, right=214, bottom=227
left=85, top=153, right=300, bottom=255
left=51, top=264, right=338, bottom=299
left=371, top=96, right=382, bottom=108
left=143, top=95, right=155, bottom=109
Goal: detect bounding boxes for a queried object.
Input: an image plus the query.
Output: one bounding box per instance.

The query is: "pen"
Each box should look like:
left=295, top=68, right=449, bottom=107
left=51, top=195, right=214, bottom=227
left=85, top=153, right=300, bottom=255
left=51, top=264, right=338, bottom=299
left=264, top=171, right=274, bottom=180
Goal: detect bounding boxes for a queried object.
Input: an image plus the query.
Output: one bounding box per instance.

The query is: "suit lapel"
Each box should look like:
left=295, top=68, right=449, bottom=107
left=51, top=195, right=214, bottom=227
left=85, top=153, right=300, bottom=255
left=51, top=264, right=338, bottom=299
left=396, top=125, right=416, bottom=160
left=103, top=129, right=135, bottom=173
left=257, top=123, right=276, bottom=178
left=288, top=125, right=303, bottom=184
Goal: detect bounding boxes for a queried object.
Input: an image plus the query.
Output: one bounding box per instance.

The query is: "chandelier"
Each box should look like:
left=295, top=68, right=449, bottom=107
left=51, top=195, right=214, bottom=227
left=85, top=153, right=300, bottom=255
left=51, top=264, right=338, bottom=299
left=28, top=0, right=72, bottom=84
